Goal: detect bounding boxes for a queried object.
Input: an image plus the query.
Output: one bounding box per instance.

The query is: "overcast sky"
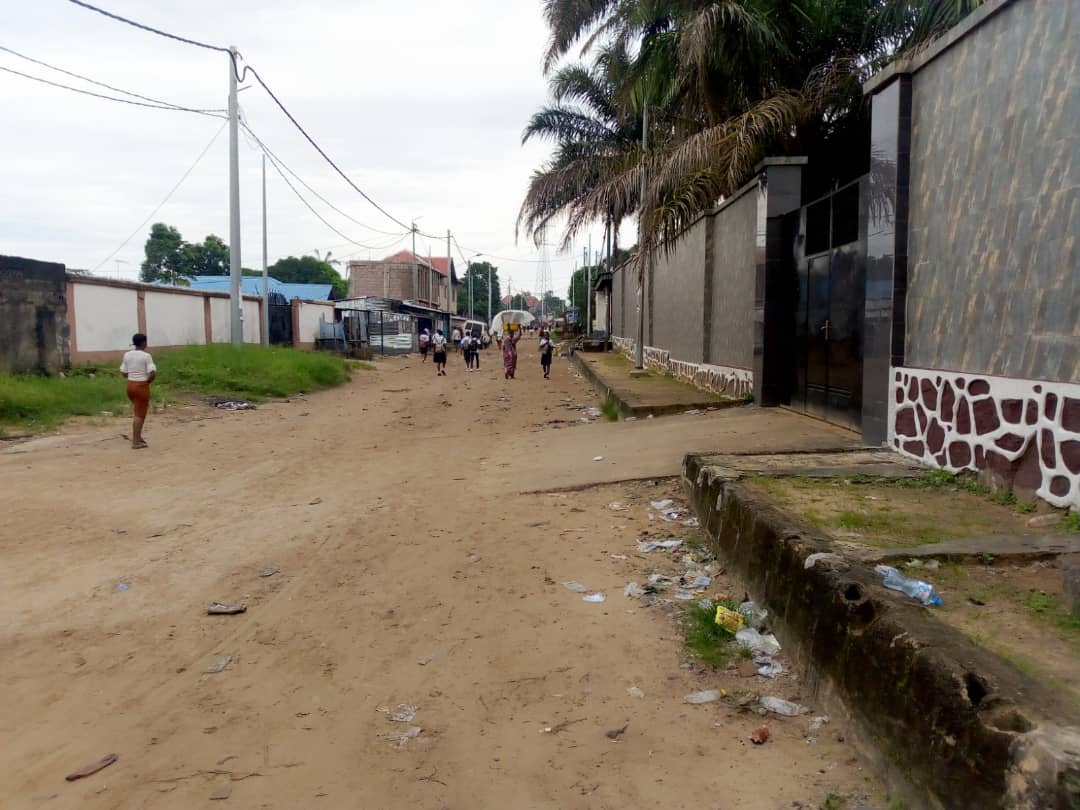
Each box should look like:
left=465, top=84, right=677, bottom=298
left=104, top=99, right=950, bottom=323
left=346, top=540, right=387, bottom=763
left=1, top=0, right=626, bottom=300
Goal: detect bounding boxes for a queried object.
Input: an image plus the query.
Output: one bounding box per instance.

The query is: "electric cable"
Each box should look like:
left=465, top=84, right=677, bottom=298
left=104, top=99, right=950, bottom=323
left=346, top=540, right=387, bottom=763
left=91, top=119, right=228, bottom=273
left=0, top=65, right=226, bottom=116
left=0, top=44, right=225, bottom=113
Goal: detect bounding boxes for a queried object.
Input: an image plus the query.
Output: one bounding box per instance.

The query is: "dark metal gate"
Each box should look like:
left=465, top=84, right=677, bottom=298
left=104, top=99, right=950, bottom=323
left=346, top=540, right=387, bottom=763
left=791, top=177, right=867, bottom=431
left=268, top=294, right=292, bottom=346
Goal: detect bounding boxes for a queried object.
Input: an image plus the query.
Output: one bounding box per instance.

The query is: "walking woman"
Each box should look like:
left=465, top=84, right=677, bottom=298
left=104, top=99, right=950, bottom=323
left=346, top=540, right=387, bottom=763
left=502, top=328, right=522, bottom=379
left=539, top=330, right=554, bottom=379
left=120, top=332, right=156, bottom=449
left=419, top=328, right=430, bottom=362
left=432, top=329, right=448, bottom=376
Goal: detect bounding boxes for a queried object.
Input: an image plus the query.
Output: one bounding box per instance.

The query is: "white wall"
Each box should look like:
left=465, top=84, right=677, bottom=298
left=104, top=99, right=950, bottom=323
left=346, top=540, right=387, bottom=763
left=242, top=299, right=261, bottom=344
left=297, top=301, right=333, bottom=344
left=209, top=298, right=231, bottom=343
left=74, top=283, right=138, bottom=352
left=144, top=290, right=205, bottom=346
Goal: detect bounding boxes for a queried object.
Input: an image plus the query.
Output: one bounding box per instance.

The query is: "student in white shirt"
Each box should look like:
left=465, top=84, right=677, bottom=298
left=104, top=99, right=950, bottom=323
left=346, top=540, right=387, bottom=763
left=432, top=329, right=448, bottom=376
left=119, top=333, right=157, bottom=449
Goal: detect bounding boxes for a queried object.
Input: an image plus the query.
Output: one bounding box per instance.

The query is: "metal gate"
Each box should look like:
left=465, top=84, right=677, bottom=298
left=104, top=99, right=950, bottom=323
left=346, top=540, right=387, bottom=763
left=268, top=294, right=292, bottom=346
left=791, top=177, right=867, bottom=430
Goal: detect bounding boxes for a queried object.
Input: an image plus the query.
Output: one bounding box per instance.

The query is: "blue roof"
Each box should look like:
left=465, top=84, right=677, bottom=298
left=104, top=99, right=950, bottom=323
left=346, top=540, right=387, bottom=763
left=185, top=276, right=333, bottom=300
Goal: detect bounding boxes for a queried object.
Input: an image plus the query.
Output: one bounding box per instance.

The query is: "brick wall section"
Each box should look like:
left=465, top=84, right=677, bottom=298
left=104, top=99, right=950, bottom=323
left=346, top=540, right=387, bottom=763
left=0, top=255, right=69, bottom=373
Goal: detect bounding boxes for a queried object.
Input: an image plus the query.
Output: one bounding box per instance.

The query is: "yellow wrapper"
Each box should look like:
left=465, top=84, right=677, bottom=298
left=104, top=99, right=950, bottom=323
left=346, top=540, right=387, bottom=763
left=714, top=606, right=745, bottom=633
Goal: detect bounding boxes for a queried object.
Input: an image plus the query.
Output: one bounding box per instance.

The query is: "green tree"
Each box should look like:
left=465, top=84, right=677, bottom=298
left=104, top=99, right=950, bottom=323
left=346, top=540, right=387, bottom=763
left=181, top=234, right=230, bottom=276
left=268, top=255, right=347, bottom=299
left=456, top=261, right=502, bottom=322
left=568, top=265, right=604, bottom=311
left=140, top=222, right=187, bottom=285
left=542, top=291, right=566, bottom=316
left=508, top=293, right=531, bottom=311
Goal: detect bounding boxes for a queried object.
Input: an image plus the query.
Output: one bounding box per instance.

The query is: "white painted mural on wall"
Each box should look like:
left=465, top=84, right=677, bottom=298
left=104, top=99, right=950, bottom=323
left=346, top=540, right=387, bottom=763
left=888, top=366, right=1080, bottom=509
left=611, top=336, right=753, bottom=399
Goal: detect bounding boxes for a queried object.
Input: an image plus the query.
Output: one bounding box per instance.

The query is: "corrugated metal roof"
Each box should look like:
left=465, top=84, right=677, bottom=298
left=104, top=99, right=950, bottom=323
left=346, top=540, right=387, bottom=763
left=185, top=276, right=333, bottom=300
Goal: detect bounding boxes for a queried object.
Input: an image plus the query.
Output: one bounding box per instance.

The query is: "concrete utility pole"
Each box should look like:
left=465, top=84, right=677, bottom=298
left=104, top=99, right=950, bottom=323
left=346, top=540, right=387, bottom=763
left=411, top=223, right=418, bottom=302
left=261, top=152, right=269, bottom=345
left=587, top=233, right=592, bottom=337
left=635, top=103, right=648, bottom=369
left=228, top=46, right=243, bottom=345
left=446, top=230, right=452, bottom=336
left=487, top=262, right=492, bottom=326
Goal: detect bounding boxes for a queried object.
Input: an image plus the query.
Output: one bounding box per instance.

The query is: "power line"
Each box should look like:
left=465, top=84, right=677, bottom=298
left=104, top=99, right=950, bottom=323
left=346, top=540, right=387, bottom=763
left=0, top=64, right=226, bottom=116
left=91, top=119, right=228, bottom=273
left=65, top=0, right=431, bottom=238
left=0, top=44, right=225, bottom=114
left=241, top=120, right=410, bottom=252
left=65, top=0, right=231, bottom=54
left=452, top=235, right=551, bottom=264
left=238, top=116, right=405, bottom=237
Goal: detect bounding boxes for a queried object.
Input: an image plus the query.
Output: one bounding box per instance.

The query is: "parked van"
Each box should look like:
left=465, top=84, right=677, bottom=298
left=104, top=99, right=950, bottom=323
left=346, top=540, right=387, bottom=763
left=464, top=319, right=490, bottom=346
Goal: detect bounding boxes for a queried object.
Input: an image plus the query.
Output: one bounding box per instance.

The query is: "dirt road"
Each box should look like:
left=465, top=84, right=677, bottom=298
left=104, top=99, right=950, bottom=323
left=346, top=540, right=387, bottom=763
left=0, top=347, right=880, bottom=809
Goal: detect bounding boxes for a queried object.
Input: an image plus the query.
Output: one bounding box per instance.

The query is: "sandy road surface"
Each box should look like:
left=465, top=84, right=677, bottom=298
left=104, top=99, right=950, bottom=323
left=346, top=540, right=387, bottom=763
left=0, top=347, right=878, bottom=809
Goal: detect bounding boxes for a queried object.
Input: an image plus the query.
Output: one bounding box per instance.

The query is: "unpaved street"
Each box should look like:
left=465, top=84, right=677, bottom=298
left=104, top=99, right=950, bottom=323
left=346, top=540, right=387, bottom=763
left=0, top=347, right=880, bottom=809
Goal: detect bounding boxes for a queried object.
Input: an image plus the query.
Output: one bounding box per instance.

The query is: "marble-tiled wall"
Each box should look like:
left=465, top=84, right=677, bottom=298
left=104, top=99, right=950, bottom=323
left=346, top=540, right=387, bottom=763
left=906, top=0, right=1079, bottom=382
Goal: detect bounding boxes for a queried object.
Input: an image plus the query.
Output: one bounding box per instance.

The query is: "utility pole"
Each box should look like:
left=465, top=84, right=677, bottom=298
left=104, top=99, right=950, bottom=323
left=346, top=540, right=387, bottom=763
left=487, top=263, right=492, bottom=325
left=261, top=153, right=269, bottom=345
left=586, top=233, right=592, bottom=337
left=228, top=46, right=243, bottom=345
left=469, top=262, right=473, bottom=319
left=446, top=230, right=452, bottom=337
left=411, top=223, right=418, bottom=302
left=635, top=103, right=648, bottom=369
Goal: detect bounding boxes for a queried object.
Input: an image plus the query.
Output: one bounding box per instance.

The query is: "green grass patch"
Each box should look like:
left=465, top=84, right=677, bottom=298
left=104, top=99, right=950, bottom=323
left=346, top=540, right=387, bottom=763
left=600, top=393, right=620, bottom=421
left=821, top=795, right=848, bottom=810
left=347, top=359, right=376, bottom=371
left=1062, top=511, right=1080, bottom=533
left=1024, top=591, right=1080, bottom=633
left=0, top=345, right=350, bottom=434
left=682, top=599, right=740, bottom=668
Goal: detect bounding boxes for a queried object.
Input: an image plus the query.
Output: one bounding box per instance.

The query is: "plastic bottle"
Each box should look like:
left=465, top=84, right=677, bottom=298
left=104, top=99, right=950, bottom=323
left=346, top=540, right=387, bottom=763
left=874, top=565, right=942, bottom=606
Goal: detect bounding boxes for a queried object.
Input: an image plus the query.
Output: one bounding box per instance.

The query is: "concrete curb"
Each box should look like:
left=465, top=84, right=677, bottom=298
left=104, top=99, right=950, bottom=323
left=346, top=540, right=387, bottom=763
left=683, top=453, right=1080, bottom=810
left=570, top=352, right=743, bottom=418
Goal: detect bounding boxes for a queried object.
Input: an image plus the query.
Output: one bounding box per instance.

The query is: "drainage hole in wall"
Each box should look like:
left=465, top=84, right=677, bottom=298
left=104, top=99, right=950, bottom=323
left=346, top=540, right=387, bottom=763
left=964, top=672, right=989, bottom=707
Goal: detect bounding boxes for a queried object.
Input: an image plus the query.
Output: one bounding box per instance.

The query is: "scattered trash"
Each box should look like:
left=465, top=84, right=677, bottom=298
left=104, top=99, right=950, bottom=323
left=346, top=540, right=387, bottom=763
left=626, top=686, right=644, bottom=699
left=624, top=416, right=638, bottom=421
left=760, top=696, right=808, bottom=716
left=610, top=554, right=628, bottom=561
left=906, top=558, right=941, bottom=570
left=674, top=588, right=696, bottom=601
left=750, top=726, right=770, bottom=745
left=115, top=582, right=130, bottom=592
left=583, top=593, right=606, bottom=603
left=648, top=574, right=675, bottom=588
left=308, top=497, right=323, bottom=506
left=682, top=517, right=700, bottom=528
left=875, top=565, right=942, bottom=606
left=592, top=456, right=604, bottom=462
left=417, top=653, right=437, bottom=666
left=808, top=715, right=831, bottom=731
left=735, top=628, right=782, bottom=656
left=684, top=409, right=703, bottom=415
left=214, top=400, right=256, bottom=411
left=383, top=726, right=422, bottom=747
left=563, top=581, right=589, bottom=593
left=624, top=582, right=645, bottom=598
left=714, top=606, right=745, bottom=633
left=608, top=502, right=628, bottom=511
left=650, top=499, right=674, bottom=510
left=259, top=567, right=280, bottom=577
left=605, top=723, right=629, bottom=740
left=206, top=655, right=232, bottom=674
left=756, top=659, right=785, bottom=679
left=587, top=407, right=602, bottom=418
left=637, top=539, right=683, bottom=553
left=378, top=704, right=418, bottom=723
left=737, top=601, right=768, bottom=630
left=804, top=552, right=839, bottom=570
left=646, top=414, right=654, bottom=419
left=208, top=602, right=247, bottom=615
left=209, top=784, right=233, bottom=800
left=65, top=753, right=118, bottom=782
left=657, top=508, right=686, bottom=522
left=1027, top=512, right=1062, bottom=528
left=968, top=596, right=987, bottom=606
left=684, top=690, right=721, bottom=704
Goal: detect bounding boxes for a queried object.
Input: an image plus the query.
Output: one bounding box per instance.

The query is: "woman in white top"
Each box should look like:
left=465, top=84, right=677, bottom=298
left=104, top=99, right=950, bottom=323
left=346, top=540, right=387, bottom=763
left=119, top=333, right=157, bottom=449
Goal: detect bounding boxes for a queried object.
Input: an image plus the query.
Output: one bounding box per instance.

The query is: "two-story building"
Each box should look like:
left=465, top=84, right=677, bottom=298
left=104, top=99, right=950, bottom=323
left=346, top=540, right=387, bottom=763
left=347, top=251, right=460, bottom=312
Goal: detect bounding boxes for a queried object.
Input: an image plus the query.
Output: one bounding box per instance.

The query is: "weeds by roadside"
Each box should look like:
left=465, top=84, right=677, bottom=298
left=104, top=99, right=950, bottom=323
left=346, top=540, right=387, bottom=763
left=600, top=393, right=619, bottom=421
left=681, top=598, right=745, bottom=667
left=0, top=345, right=351, bottom=435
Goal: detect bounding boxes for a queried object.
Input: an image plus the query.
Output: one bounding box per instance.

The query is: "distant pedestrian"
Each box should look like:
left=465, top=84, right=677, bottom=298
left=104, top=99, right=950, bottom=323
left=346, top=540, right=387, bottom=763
left=120, top=332, right=156, bottom=449
left=419, top=328, right=430, bottom=362
left=502, top=328, right=521, bottom=379
left=461, top=333, right=473, bottom=370
left=452, top=326, right=462, bottom=352
left=539, top=330, right=554, bottom=379
left=470, top=335, right=481, bottom=370
left=432, top=329, right=448, bottom=376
